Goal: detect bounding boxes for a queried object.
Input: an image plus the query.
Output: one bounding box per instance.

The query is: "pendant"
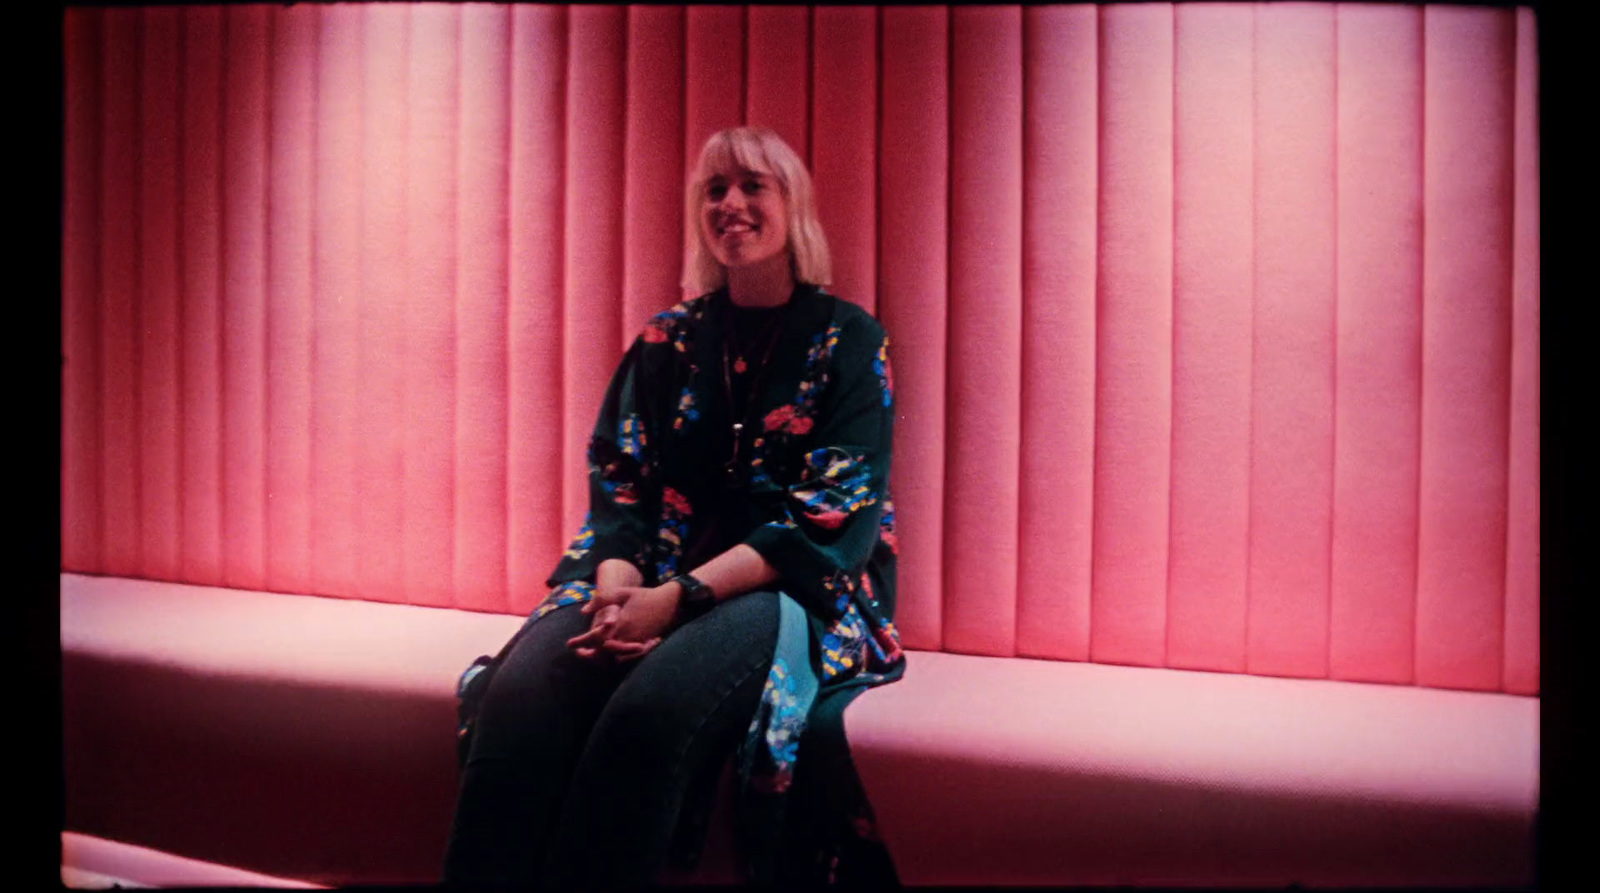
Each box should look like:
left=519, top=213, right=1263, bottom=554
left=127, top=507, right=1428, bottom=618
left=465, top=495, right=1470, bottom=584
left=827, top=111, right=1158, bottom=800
left=734, top=356, right=748, bottom=374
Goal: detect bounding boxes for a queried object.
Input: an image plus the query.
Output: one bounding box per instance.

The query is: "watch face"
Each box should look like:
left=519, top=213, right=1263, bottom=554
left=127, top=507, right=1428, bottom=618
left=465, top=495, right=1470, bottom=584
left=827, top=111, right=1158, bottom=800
left=680, top=575, right=712, bottom=605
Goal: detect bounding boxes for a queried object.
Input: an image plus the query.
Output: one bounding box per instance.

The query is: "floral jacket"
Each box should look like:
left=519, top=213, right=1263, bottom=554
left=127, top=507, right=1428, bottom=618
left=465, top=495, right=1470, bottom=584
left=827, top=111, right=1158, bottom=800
left=537, top=283, right=906, bottom=884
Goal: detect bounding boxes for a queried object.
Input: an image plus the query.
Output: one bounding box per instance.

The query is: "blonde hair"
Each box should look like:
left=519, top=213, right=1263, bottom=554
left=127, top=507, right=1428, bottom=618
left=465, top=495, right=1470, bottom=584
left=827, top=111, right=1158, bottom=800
left=681, top=126, right=831, bottom=295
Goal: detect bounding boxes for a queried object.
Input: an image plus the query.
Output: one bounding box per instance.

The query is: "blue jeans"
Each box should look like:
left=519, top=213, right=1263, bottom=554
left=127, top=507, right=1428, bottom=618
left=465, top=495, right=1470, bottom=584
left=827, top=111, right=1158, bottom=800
left=442, top=591, right=779, bottom=888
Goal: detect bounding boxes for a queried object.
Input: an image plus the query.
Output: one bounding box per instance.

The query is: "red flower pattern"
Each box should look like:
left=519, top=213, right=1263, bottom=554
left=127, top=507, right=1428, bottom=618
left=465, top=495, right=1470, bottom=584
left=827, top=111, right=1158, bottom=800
left=763, top=403, right=814, bottom=435
left=763, top=404, right=795, bottom=431
left=662, top=486, right=692, bottom=516
left=806, top=507, right=848, bottom=529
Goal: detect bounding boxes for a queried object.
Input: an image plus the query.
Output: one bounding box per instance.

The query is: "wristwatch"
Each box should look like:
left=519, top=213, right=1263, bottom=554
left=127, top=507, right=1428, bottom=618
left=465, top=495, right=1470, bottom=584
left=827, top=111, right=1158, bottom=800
left=671, top=573, right=717, bottom=621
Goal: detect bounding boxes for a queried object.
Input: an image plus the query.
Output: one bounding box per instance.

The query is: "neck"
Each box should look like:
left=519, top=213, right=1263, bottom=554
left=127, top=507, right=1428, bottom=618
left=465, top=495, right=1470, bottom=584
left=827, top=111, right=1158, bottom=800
left=725, top=253, right=796, bottom=308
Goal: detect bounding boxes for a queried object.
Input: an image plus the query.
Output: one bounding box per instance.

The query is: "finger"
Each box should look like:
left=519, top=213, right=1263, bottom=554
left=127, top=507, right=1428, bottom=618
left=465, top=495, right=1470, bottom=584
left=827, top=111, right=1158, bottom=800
left=605, top=646, right=649, bottom=662
left=612, top=638, right=662, bottom=663
left=586, top=609, right=621, bottom=634
left=601, top=635, right=659, bottom=655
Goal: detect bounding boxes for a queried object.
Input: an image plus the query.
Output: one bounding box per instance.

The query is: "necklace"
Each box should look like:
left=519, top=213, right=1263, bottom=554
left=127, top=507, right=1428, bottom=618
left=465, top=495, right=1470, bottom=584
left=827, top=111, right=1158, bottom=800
left=720, top=312, right=784, bottom=491
left=727, top=308, right=783, bottom=375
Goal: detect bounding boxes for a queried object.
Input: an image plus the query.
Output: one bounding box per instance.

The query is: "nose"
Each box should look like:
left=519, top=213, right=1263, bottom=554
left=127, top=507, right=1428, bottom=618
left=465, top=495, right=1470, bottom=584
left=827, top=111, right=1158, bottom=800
left=715, top=188, right=746, bottom=214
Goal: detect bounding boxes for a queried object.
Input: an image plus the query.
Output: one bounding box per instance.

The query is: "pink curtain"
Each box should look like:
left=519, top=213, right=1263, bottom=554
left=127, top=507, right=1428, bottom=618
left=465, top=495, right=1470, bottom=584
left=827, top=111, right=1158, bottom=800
left=61, top=4, right=1539, bottom=694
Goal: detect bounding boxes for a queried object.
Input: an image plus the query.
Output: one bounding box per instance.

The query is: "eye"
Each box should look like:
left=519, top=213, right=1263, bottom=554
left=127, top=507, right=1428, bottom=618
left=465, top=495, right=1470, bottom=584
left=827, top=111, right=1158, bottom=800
left=742, top=178, right=764, bottom=194
left=706, top=182, right=728, bottom=201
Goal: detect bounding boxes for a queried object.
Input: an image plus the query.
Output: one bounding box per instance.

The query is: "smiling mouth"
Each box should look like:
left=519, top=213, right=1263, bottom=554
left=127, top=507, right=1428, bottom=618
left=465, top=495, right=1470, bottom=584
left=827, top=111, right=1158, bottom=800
left=718, top=221, right=758, bottom=236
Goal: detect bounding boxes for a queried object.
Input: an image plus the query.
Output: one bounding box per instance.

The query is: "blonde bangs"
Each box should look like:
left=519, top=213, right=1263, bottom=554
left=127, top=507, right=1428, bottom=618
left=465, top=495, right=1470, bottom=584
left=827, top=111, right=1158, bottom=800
left=703, top=129, right=777, bottom=181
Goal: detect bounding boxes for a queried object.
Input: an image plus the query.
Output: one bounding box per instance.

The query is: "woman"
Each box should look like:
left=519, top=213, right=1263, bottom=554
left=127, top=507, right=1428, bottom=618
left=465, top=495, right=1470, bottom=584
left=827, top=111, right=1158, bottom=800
left=444, top=126, right=905, bottom=889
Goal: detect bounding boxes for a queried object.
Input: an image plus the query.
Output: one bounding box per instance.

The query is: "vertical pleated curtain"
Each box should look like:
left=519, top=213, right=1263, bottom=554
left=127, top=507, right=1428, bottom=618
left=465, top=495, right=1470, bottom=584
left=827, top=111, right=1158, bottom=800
left=60, top=4, right=1539, bottom=695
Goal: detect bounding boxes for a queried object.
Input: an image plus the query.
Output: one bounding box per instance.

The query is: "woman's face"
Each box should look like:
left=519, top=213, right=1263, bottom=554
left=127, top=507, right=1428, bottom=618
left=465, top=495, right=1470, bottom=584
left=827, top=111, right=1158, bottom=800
left=699, top=165, right=790, bottom=273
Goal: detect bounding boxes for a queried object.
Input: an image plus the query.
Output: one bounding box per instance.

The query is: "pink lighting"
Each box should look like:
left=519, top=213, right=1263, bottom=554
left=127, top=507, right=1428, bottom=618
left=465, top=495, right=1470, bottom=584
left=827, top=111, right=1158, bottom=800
left=62, top=3, right=1538, bottom=695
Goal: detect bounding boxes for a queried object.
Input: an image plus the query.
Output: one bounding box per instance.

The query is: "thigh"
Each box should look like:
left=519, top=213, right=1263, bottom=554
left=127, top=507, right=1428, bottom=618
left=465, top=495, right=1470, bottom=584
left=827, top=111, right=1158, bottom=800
left=466, top=602, right=627, bottom=769
left=446, top=602, right=632, bottom=884
left=543, top=591, right=782, bottom=886
left=614, top=589, right=783, bottom=727
left=579, top=590, right=781, bottom=777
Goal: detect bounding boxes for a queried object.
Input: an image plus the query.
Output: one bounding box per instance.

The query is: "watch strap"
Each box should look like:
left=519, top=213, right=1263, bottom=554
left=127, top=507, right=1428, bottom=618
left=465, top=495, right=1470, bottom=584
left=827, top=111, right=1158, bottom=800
left=671, top=573, right=717, bottom=618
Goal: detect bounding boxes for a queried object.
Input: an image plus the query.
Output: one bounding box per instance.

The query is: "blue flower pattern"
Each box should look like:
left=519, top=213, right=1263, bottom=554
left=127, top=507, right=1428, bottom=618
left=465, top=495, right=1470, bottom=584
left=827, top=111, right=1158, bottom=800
left=536, top=579, right=595, bottom=618
left=563, top=519, right=595, bottom=560
left=748, top=657, right=806, bottom=794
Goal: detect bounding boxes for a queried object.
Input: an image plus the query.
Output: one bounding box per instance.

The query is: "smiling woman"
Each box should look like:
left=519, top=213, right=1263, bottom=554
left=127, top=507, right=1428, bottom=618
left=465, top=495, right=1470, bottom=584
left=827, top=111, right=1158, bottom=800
left=444, top=126, right=905, bottom=889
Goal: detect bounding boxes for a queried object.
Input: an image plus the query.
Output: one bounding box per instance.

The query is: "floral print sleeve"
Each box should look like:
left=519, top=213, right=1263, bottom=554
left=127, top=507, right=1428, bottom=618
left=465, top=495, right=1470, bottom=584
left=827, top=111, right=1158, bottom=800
left=545, top=333, right=667, bottom=587
left=742, top=312, right=894, bottom=626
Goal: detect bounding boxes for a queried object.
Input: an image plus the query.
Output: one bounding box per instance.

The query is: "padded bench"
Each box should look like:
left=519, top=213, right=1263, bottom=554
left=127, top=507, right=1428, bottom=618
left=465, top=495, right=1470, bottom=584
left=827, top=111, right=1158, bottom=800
left=61, top=832, right=326, bottom=889
left=61, top=572, right=1537, bottom=887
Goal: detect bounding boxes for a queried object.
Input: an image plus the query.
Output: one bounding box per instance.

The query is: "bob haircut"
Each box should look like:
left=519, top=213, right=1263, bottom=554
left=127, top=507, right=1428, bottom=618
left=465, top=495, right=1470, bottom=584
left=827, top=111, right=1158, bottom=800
left=682, top=126, right=831, bottom=295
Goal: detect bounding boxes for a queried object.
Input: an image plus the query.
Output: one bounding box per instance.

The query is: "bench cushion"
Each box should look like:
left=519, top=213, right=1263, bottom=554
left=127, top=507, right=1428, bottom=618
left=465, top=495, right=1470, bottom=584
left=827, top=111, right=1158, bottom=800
left=62, top=573, right=1537, bottom=887
left=845, top=651, right=1538, bottom=886
left=61, top=832, right=327, bottom=889
left=63, top=573, right=520, bottom=885
left=61, top=572, right=748, bottom=886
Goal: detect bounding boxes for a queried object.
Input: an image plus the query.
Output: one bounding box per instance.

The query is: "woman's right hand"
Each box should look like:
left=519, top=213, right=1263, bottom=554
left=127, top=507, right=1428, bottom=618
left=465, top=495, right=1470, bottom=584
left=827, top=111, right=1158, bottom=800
left=567, top=602, right=623, bottom=659
left=568, top=559, right=647, bottom=659
left=582, top=558, right=645, bottom=615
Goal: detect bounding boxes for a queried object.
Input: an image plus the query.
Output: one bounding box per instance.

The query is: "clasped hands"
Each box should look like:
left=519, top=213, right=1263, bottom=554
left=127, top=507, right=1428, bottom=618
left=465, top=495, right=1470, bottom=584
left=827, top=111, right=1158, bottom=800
left=567, top=560, right=683, bottom=663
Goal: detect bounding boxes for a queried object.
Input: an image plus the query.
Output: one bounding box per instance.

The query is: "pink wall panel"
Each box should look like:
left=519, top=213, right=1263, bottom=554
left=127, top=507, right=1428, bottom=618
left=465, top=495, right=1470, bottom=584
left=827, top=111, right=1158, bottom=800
left=62, top=8, right=102, bottom=574
left=1330, top=5, right=1423, bottom=685
left=265, top=3, right=318, bottom=596
left=623, top=5, right=687, bottom=337
left=1248, top=3, right=1337, bottom=679
left=1166, top=3, right=1254, bottom=674
left=1503, top=7, right=1539, bottom=696
left=180, top=7, right=225, bottom=584
left=745, top=6, right=809, bottom=164
left=138, top=8, right=183, bottom=583
left=1415, top=6, right=1515, bottom=692
left=401, top=4, right=461, bottom=608
left=811, top=6, right=877, bottom=312
left=60, top=4, right=1539, bottom=694
left=455, top=5, right=514, bottom=614
left=310, top=4, right=368, bottom=600
left=507, top=5, right=568, bottom=615
left=356, top=5, right=410, bottom=603
left=1016, top=4, right=1097, bottom=662
left=220, top=6, right=272, bottom=592
left=875, top=6, right=948, bottom=652
left=944, top=5, right=1023, bottom=657
left=1091, top=3, right=1174, bottom=668
left=100, top=8, right=142, bottom=578
left=684, top=5, right=744, bottom=187
left=562, top=6, right=627, bottom=542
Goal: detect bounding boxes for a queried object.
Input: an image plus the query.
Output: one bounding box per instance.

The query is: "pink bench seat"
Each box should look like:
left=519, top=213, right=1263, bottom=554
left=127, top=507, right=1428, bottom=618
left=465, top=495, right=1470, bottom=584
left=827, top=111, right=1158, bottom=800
left=846, top=652, right=1537, bottom=886
left=62, top=572, right=1537, bottom=887
left=62, top=832, right=327, bottom=889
